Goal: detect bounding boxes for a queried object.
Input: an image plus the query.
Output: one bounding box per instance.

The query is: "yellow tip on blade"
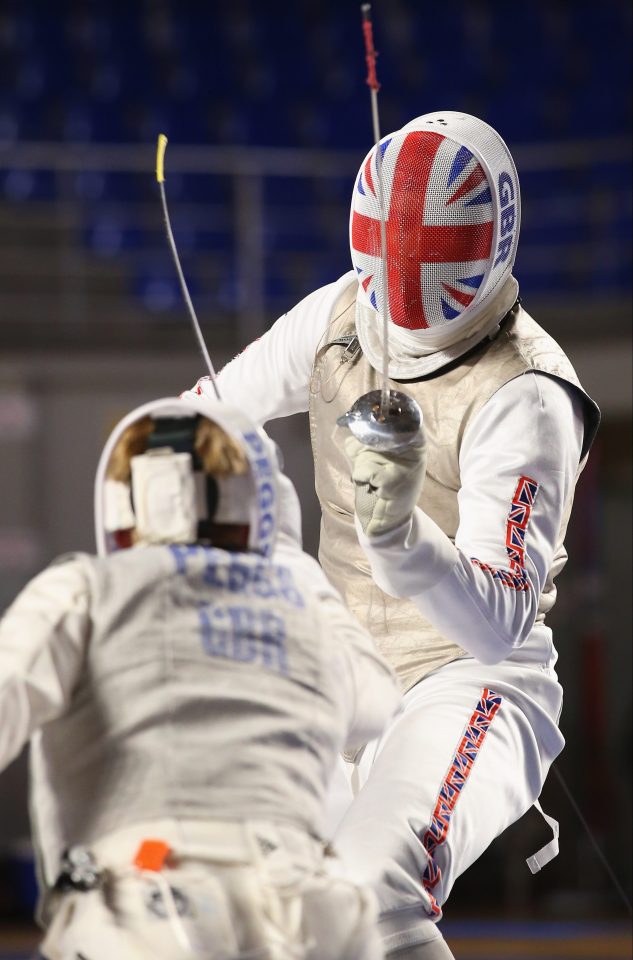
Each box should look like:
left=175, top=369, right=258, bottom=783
left=156, top=134, right=168, bottom=183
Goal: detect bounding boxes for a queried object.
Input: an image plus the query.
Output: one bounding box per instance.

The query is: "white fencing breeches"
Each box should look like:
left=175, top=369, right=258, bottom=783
left=39, top=819, right=384, bottom=960
left=327, top=657, right=564, bottom=955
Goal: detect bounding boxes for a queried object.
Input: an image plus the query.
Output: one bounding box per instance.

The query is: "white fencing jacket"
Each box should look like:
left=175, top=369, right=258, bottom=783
left=0, top=529, right=400, bottom=888
left=184, top=273, right=595, bottom=678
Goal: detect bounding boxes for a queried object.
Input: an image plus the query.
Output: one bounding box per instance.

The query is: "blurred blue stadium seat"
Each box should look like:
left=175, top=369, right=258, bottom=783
left=84, top=210, right=144, bottom=256
left=0, top=168, right=56, bottom=202
left=0, top=1, right=628, bottom=317
left=132, top=260, right=198, bottom=313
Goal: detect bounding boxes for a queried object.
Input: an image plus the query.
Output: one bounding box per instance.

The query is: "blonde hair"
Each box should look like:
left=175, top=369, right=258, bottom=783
left=194, top=418, right=248, bottom=477
left=106, top=416, right=155, bottom=482
left=106, top=415, right=248, bottom=482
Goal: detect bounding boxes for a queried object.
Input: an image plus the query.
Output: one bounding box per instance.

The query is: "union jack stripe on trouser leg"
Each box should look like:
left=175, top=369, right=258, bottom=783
left=330, top=657, right=564, bottom=955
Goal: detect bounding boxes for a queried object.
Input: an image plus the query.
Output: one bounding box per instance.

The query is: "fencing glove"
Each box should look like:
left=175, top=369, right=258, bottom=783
left=344, top=428, right=427, bottom=538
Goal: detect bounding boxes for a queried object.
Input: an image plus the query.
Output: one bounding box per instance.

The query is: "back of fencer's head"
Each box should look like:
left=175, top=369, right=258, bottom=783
left=95, top=397, right=299, bottom=558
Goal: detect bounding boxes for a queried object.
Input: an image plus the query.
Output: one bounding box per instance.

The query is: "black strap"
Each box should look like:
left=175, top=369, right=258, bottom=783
left=147, top=416, right=201, bottom=465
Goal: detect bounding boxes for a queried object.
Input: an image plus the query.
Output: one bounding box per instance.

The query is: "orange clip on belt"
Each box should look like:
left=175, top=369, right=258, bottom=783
left=133, top=839, right=171, bottom=872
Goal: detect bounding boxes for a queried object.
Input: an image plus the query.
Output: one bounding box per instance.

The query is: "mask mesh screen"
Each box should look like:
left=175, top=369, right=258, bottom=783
left=351, top=127, right=501, bottom=331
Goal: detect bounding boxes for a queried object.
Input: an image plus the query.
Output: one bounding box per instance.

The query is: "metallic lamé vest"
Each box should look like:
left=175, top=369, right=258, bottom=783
left=309, top=280, right=599, bottom=692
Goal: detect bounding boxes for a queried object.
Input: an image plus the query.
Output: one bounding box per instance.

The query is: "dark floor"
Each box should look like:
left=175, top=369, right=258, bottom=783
left=440, top=920, right=633, bottom=959
left=0, top=919, right=631, bottom=960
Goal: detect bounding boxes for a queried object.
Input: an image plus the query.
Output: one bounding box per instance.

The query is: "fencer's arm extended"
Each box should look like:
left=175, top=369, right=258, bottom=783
left=321, top=591, right=402, bottom=749
left=354, top=374, right=586, bottom=664
left=0, top=559, right=88, bottom=772
left=276, top=537, right=401, bottom=745
left=181, top=273, right=356, bottom=425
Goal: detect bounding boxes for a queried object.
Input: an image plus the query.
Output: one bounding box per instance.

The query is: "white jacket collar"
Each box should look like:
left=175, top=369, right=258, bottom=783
left=355, top=274, right=519, bottom=378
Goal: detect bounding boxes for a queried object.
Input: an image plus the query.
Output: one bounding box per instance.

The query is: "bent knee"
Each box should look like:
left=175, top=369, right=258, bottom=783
left=380, top=910, right=454, bottom=959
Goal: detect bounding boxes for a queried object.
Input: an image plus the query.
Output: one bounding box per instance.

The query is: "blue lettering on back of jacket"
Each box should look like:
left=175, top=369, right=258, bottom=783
left=169, top=545, right=300, bottom=673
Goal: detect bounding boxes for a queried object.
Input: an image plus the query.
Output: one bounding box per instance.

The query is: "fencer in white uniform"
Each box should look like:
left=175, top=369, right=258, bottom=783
left=183, top=113, right=600, bottom=958
left=0, top=396, right=401, bottom=960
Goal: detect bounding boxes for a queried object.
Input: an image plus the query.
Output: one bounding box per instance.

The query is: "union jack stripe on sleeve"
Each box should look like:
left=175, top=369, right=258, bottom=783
left=471, top=475, right=539, bottom=591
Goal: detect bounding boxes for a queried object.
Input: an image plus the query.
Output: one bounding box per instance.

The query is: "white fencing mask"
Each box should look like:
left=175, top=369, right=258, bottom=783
left=95, top=397, right=285, bottom=558
left=350, top=111, right=521, bottom=377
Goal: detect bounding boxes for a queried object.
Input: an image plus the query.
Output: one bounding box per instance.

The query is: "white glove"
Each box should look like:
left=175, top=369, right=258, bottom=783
left=344, top=429, right=427, bottom=538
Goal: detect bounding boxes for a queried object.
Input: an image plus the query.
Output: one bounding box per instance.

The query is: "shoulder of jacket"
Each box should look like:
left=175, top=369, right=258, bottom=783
left=328, top=275, right=358, bottom=331
left=505, top=302, right=568, bottom=359
left=49, top=551, right=93, bottom=570
left=491, top=303, right=601, bottom=455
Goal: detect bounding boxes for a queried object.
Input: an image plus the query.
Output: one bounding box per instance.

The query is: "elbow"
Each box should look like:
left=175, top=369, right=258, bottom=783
left=470, top=603, right=538, bottom=665
left=371, top=669, right=402, bottom=714
left=385, top=682, right=403, bottom=719
left=467, top=625, right=520, bottom=664
left=472, top=644, right=509, bottom=666
left=367, top=674, right=402, bottom=731
left=470, top=633, right=522, bottom=665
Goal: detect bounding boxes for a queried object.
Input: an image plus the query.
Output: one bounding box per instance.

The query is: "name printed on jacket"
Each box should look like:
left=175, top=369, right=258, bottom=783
left=169, top=544, right=305, bottom=607
left=198, top=602, right=288, bottom=674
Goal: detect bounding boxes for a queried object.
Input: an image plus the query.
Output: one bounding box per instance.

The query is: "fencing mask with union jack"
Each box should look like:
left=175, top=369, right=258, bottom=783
left=350, top=111, right=521, bottom=377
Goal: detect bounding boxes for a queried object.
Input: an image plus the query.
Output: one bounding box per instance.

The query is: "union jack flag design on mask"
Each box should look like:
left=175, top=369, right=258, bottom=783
left=351, top=131, right=494, bottom=330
